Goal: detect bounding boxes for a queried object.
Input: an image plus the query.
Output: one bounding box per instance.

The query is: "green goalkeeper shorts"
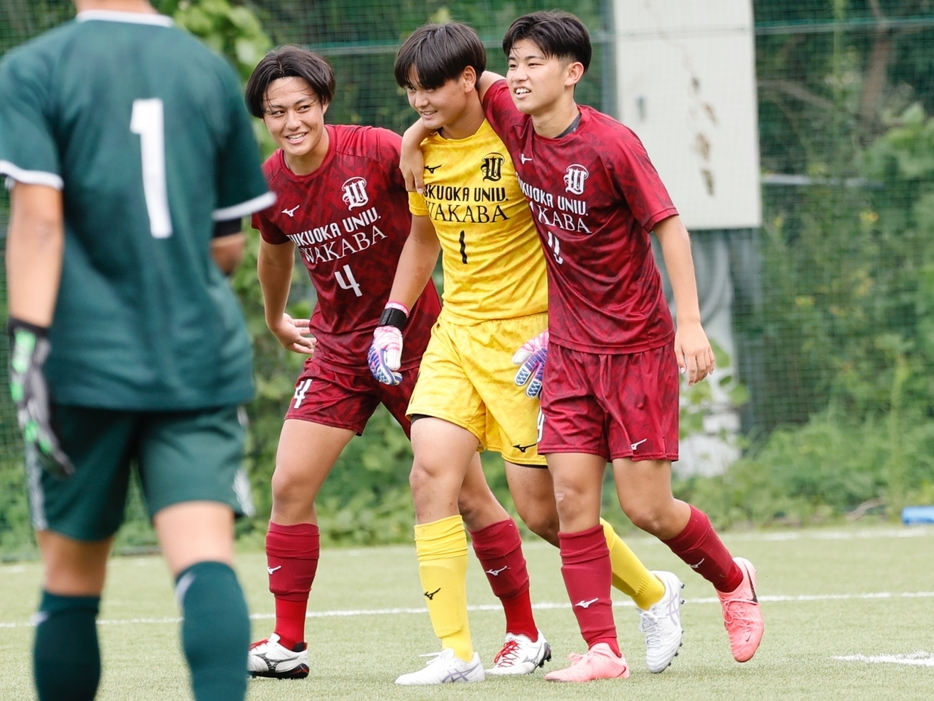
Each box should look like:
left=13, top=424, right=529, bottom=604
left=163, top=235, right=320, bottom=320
left=26, top=404, right=254, bottom=541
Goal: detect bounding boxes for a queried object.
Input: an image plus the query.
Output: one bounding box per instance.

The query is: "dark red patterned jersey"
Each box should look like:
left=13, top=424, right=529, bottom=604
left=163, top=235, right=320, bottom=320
left=484, top=81, right=676, bottom=353
left=252, top=125, right=440, bottom=374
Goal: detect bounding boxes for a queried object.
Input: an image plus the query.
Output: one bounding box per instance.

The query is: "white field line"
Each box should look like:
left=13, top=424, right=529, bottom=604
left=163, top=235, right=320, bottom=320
left=833, top=651, right=934, bottom=667
left=339, top=526, right=934, bottom=555
left=1, top=590, right=932, bottom=629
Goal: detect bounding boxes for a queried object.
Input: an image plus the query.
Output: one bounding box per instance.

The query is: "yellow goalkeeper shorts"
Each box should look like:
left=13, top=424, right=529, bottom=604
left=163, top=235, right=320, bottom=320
left=407, top=311, right=547, bottom=466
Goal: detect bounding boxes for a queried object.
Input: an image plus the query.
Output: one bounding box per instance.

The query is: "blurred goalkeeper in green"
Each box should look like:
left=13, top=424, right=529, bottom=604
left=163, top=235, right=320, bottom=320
left=0, top=1, right=274, bottom=699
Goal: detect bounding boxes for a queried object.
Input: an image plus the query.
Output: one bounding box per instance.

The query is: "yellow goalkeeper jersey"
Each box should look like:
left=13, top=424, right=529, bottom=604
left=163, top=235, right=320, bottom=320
left=409, top=119, right=547, bottom=323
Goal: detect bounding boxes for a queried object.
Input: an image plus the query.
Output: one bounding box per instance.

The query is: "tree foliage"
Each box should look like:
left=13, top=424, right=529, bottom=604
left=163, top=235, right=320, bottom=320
left=3, top=2, right=934, bottom=548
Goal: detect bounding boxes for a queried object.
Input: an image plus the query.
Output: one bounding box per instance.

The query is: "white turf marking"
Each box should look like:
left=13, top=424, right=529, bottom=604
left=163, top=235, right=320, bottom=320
left=834, top=651, right=934, bottom=667
left=339, top=526, right=934, bottom=555
left=1, top=590, right=932, bottom=629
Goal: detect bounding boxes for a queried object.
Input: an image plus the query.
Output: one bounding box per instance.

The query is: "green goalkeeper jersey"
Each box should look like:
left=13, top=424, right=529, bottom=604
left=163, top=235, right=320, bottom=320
left=0, top=10, right=274, bottom=410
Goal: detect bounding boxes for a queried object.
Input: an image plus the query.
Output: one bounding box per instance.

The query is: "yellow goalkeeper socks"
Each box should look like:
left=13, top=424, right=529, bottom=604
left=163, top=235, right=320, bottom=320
left=601, top=518, right=665, bottom=610
left=414, top=515, right=473, bottom=661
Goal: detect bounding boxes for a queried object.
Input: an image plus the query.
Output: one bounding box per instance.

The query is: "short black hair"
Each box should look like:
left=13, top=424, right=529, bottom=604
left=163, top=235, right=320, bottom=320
left=244, top=46, right=335, bottom=118
left=502, top=10, right=591, bottom=72
left=394, top=22, right=486, bottom=90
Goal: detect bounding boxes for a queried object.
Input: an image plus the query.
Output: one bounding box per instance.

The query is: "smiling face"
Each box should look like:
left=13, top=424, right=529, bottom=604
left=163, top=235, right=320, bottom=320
left=261, top=76, right=329, bottom=175
left=405, top=66, right=481, bottom=140
left=506, top=38, right=578, bottom=118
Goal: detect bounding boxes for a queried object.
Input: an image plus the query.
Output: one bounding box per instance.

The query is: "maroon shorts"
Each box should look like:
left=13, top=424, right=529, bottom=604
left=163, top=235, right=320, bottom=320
left=539, top=343, right=680, bottom=462
left=284, top=355, right=416, bottom=438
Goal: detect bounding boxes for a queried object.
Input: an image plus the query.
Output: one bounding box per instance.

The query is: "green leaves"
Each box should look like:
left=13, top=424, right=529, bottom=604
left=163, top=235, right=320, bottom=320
left=157, top=0, right=271, bottom=81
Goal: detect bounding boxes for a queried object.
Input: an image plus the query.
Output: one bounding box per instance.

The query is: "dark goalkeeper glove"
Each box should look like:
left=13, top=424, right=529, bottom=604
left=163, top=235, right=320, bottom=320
left=7, top=318, right=74, bottom=477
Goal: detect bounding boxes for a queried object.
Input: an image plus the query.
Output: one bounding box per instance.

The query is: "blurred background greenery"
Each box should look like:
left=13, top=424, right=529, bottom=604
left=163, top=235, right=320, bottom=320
left=2, top=0, right=934, bottom=556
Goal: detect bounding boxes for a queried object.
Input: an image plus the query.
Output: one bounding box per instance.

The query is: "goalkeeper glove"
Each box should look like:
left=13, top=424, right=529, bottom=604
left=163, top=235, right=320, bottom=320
left=368, top=302, right=408, bottom=386
left=7, top=318, right=74, bottom=477
left=513, top=329, right=549, bottom=399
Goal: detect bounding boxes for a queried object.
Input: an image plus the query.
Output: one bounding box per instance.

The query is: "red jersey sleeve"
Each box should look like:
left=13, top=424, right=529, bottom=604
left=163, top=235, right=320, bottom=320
left=252, top=157, right=290, bottom=244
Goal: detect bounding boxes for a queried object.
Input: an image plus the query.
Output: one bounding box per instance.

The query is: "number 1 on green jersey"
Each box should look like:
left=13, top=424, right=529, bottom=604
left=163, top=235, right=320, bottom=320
left=130, top=98, right=172, bottom=238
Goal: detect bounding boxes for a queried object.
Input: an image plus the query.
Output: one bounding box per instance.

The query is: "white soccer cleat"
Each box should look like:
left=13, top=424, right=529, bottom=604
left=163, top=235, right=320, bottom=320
left=486, top=630, right=552, bottom=675
left=395, top=648, right=485, bottom=685
left=639, top=570, right=685, bottom=673
left=248, top=633, right=309, bottom=679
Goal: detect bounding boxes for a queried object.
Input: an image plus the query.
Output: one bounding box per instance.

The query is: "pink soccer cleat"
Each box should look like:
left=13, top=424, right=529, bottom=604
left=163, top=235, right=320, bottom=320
left=544, top=642, right=630, bottom=682
left=717, top=556, right=764, bottom=662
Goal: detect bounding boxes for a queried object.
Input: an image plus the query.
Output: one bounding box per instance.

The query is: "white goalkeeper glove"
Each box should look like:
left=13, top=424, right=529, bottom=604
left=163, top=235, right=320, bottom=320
left=513, top=329, right=549, bottom=399
left=368, top=302, right=409, bottom=386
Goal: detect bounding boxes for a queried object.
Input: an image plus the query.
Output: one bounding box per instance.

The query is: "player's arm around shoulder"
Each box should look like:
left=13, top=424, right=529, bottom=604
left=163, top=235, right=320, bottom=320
left=399, top=123, right=432, bottom=194
left=477, top=70, right=506, bottom=102
left=653, top=215, right=714, bottom=385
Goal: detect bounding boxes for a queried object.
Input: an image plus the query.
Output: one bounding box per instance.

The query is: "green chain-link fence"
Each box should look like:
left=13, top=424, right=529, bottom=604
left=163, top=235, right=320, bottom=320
left=2, top=0, right=934, bottom=555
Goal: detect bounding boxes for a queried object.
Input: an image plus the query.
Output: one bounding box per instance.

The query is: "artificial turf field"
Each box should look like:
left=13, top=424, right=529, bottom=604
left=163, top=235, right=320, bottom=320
left=0, top=523, right=931, bottom=700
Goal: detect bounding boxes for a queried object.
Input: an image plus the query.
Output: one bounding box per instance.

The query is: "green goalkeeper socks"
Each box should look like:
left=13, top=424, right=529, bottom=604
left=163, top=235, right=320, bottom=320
left=177, top=561, right=250, bottom=701
left=33, top=591, right=101, bottom=701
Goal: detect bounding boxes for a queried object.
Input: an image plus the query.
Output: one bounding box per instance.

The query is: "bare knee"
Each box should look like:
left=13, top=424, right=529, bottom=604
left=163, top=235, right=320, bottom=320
left=551, top=482, right=585, bottom=518
left=457, top=480, right=510, bottom=532
left=271, top=464, right=308, bottom=503
left=624, top=507, right=660, bottom=535
left=456, top=490, right=485, bottom=528
left=623, top=502, right=683, bottom=537
left=519, top=508, right=559, bottom=546
left=408, top=460, right=433, bottom=501
left=269, top=464, right=320, bottom=523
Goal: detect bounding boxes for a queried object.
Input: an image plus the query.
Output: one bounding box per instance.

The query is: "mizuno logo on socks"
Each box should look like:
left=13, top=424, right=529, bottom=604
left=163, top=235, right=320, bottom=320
left=424, top=587, right=441, bottom=600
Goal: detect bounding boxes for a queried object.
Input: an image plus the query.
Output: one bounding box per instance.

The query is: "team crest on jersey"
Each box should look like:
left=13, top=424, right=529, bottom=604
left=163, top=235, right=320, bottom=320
left=480, top=153, right=505, bottom=182
left=563, top=164, right=589, bottom=196
left=341, top=177, right=369, bottom=210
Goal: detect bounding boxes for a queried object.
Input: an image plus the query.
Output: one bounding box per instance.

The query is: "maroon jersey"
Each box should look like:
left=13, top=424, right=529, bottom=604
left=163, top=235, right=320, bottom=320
left=484, top=81, right=676, bottom=353
left=252, top=125, right=440, bottom=374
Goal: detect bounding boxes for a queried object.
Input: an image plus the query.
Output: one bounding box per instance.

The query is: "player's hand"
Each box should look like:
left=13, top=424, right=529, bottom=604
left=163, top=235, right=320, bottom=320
left=269, top=314, right=316, bottom=355
left=513, top=330, right=549, bottom=398
left=400, top=123, right=427, bottom=194
left=368, top=325, right=404, bottom=385
left=7, top=319, right=74, bottom=477
left=674, top=321, right=715, bottom=385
